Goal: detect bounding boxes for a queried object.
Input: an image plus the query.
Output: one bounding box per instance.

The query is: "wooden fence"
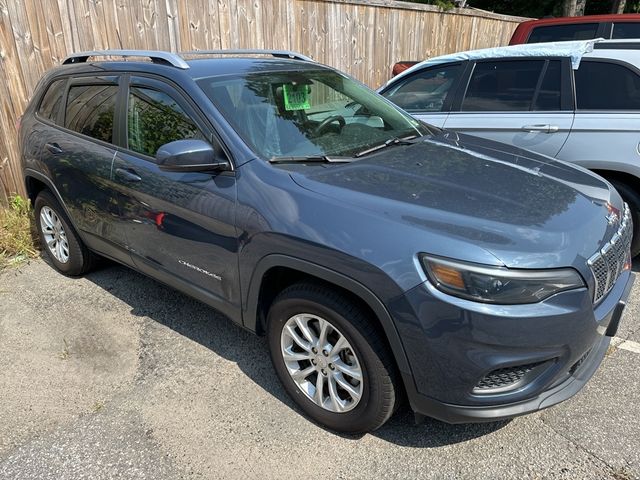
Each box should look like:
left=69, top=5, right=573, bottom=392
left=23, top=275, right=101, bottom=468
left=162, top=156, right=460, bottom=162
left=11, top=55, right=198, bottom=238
left=0, top=0, right=526, bottom=203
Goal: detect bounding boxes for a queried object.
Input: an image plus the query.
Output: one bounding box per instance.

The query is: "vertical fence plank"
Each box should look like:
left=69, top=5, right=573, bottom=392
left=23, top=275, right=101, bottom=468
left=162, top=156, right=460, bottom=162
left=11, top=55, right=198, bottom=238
left=40, top=0, right=69, bottom=63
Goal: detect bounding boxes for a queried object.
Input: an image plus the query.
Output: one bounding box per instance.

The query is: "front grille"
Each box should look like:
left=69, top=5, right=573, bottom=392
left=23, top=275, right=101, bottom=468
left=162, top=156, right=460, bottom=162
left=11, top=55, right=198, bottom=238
left=588, top=204, right=633, bottom=305
left=474, top=361, right=546, bottom=392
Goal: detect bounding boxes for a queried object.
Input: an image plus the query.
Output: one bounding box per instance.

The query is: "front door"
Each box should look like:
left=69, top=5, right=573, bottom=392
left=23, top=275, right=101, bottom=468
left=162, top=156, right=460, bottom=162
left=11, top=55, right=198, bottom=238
left=112, top=75, right=240, bottom=314
left=380, top=63, right=465, bottom=128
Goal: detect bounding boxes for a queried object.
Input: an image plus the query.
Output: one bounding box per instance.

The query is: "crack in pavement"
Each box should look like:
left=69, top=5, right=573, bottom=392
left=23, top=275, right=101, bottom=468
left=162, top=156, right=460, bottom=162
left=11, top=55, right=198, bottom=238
left=538, top=413, right=630, bottom=479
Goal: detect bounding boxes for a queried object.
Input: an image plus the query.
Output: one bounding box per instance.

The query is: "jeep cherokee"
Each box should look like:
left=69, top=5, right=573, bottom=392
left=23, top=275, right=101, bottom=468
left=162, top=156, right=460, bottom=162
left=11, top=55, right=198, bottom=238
left=20, top=49, right=634, bottom=433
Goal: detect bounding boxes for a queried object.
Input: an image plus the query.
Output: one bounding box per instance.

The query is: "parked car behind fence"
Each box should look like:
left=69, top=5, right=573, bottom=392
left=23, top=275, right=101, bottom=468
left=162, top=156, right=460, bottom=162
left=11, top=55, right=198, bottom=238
left=380, top=39, right=640, bottom=257
left=509, top=14, right=640, bottom=45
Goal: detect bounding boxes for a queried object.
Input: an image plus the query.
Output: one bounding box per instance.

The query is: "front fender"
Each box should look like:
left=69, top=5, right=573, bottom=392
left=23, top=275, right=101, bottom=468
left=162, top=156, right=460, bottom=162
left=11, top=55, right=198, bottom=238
left=243, top=253, right=412, bottom=375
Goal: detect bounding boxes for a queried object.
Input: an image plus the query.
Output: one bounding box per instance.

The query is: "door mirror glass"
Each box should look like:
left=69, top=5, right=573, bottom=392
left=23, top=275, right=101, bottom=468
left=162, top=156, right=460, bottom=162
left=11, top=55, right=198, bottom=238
left=156, top=139, right=230, bottom=172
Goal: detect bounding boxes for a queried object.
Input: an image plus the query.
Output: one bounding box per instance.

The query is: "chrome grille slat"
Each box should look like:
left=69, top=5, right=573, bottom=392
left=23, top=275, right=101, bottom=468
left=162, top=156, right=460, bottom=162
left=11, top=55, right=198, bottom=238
left=588, top=204, right=633, bottom=305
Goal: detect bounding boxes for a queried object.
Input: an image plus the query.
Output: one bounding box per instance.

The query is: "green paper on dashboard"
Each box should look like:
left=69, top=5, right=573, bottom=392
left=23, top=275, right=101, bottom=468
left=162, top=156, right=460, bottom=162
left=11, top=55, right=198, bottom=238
left=282, top=84, right=311, bottom=111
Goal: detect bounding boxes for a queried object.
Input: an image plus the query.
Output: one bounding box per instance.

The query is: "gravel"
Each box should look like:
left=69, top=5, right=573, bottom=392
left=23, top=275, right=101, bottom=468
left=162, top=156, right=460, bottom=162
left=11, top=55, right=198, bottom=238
left=1, top=259, right=639, bottom=479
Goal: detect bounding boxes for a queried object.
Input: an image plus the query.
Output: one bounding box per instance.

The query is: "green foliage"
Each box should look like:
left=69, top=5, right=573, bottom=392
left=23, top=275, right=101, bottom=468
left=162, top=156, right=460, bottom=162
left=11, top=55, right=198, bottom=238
left=9, top=195, right=30, bottom=216
left=0, top=195, right=39, bottom=269
left=467, top=0, right=560, bottom=17
left=404, top=0, right=640, bottom=16
left=404, top=0, right=457, bottom=10
left=586, top=0, right=640, bottom=13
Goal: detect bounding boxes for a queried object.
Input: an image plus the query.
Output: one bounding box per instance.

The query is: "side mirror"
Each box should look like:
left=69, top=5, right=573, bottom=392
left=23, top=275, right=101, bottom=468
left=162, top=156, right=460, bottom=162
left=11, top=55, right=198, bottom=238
left=156, top=139, right=231, bottom=172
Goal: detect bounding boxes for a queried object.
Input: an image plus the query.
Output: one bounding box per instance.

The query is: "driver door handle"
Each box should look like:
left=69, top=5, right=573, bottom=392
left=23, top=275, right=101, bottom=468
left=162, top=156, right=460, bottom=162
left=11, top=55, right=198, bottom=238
left=521, top=124, right=559, bottom=134
left=115, top=167, right=142, bottom=183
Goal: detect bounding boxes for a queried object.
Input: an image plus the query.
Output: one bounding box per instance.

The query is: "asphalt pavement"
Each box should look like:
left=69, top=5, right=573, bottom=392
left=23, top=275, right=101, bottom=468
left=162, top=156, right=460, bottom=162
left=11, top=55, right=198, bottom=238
left=1, top=258, right=639, bottom=479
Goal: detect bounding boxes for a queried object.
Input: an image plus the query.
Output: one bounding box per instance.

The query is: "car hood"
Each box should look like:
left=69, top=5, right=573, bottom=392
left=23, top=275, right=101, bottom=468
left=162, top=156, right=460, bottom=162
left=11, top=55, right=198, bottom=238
left=289, top=132, right=621, bottom=269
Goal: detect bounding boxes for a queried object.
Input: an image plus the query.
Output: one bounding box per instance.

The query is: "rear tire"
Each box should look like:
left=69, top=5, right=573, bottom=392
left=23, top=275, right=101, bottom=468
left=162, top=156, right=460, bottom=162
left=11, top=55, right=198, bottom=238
left=610, top=180, right=640, bottom=258
left=267, top=282, right=399, bottom=433
left=34, top=190, right=95, bottom=276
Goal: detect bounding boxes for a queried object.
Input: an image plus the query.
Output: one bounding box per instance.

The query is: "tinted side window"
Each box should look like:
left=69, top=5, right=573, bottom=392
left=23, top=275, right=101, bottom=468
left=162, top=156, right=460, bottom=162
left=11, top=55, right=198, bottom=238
left=612, top=22, right=640, bottom=39
left=533, top=61, right=562, bottom=111
left=127, top=87, right=203, bottom=157
left=462, top=60, right=545, bottom=111
left=37, top=79, right=66, bottom=123
left=382, top=64, right=462, bottom=112
left=65, top=84, right=118, bottom=143
left=575, top=61, right=640, bottom=110
left=527, top=23, right=599, bottom=43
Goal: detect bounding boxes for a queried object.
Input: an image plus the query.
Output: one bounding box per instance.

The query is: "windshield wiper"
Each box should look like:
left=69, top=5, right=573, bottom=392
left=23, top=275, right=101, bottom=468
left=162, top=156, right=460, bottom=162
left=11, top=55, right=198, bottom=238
left=269, top=155, right=352, bottom=164
left=354, top=135, right=420, bottom=158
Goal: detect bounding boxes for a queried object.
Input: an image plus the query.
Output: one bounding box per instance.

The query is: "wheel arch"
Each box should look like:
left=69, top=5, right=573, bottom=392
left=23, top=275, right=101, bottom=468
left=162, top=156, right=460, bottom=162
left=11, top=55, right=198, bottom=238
left=244, top=254, right=412, bottom=375
left=24, top=169, right=80, bottom=232
left=591, top=169, right=640, bottom=195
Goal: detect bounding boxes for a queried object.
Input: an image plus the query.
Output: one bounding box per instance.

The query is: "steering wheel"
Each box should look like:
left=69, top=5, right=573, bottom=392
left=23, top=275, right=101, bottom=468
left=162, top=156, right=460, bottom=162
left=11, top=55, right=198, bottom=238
left=313, top=115, right=346, bottom=136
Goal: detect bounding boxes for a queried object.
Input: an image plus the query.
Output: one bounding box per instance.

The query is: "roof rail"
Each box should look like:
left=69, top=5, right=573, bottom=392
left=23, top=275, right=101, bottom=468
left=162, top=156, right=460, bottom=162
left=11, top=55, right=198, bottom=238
left=62, top=50, right=190, bottom=69
left=181, top=49, right=313, bottom=62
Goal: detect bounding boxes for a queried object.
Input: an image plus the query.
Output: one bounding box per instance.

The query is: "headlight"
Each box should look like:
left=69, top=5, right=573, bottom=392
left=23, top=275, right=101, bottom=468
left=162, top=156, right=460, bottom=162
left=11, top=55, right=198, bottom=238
left=420, top=255, right=585, bottom=304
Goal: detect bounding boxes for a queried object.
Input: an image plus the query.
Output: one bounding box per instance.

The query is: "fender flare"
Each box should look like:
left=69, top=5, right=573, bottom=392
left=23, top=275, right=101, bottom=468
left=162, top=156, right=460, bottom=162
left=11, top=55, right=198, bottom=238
left=23, top=169, right=82, bottom=232
left=243, top=254, right=412, bottom=375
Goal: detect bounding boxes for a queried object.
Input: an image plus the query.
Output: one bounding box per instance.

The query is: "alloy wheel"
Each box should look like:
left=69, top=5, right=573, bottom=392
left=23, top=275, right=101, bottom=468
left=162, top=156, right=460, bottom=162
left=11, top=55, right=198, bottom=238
left=40, top=206, right=70, bottom=264
left=280, top=313, right=363, bottom=413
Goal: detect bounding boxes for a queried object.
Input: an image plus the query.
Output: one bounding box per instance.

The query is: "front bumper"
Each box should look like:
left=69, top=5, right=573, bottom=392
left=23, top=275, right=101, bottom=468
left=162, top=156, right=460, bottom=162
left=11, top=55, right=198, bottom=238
left=391, top=269, right=634, bottom=424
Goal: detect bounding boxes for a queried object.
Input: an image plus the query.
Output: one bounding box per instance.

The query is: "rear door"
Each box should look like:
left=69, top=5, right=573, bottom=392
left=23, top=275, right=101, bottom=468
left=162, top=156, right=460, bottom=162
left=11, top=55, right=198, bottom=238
left=111, top=75, right=240, bottom=315
left=35, top=75, right=128, bottom=261
left=380, top=62, right=465, bottom=128
left=557, top=59, right=640, bottom=175
left=443, top=58, right=574, bottom=158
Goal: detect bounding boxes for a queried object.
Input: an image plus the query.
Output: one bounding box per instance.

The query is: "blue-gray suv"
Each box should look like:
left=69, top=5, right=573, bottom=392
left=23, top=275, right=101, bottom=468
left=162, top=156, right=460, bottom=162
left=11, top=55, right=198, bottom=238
left=20, top=50, right=634, bottom=433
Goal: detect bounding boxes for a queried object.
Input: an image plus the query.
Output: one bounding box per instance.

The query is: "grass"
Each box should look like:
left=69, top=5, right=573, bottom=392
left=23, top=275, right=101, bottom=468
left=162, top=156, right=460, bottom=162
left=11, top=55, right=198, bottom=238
left=611, top=467, right=634, bottom=480
left=0, top=195, right=39, bottom=269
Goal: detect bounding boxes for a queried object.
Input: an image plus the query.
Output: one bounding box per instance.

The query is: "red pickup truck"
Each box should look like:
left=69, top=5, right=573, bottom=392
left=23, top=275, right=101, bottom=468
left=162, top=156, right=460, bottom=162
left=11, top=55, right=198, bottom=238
left=390, top=14, right=640, bottom=78
left=509, top=14, right=640, bottom=44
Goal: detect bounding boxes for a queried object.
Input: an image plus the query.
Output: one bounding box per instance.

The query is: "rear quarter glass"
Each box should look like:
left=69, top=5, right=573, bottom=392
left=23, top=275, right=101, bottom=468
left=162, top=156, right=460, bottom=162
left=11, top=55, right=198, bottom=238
left=36, top=78, right=67, bottom=123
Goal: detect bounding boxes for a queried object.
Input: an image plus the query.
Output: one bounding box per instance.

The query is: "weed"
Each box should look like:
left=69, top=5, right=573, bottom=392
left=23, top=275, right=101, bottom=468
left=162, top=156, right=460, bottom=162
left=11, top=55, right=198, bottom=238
left=0, top=195, right=39, bottom=269
left=611, top=467, right=633, bottom=480
left=58, top=338, right=70, bottom=360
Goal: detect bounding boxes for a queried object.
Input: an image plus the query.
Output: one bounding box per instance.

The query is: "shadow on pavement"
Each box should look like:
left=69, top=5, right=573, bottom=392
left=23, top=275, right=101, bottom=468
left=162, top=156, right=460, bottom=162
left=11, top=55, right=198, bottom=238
left=74, top=260, right=507, bottom=447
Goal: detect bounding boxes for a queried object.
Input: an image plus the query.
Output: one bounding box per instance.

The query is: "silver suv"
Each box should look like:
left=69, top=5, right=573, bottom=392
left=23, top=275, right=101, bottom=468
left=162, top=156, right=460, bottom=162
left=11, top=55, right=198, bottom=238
left=380, top=39, right=640, bottom=256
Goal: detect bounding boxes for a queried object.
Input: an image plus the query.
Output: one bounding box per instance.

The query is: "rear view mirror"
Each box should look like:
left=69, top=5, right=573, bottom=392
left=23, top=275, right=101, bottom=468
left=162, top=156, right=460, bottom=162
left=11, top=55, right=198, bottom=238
left=156, top=139, right=231, bottom=172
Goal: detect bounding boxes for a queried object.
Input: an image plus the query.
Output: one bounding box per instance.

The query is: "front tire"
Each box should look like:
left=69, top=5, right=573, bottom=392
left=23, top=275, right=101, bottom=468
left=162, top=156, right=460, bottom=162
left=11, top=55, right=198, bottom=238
left=34, top=190, right=95, bottom=276
left=267, top=282, right=399, bottom=433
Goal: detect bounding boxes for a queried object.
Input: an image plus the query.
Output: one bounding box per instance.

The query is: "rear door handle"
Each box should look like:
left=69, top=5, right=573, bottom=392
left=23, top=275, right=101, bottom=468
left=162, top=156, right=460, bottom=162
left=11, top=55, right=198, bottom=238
left=115, top=167, right=142, bottom=183
left=521, top=124, right=559, bottom=134
left=45, top=142, right=63, bottom=154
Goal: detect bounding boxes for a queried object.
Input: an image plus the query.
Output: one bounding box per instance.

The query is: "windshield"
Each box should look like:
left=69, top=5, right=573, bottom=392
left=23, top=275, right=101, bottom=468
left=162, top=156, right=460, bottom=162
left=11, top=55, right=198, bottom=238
left=196, top=69, right=430, bottom=160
